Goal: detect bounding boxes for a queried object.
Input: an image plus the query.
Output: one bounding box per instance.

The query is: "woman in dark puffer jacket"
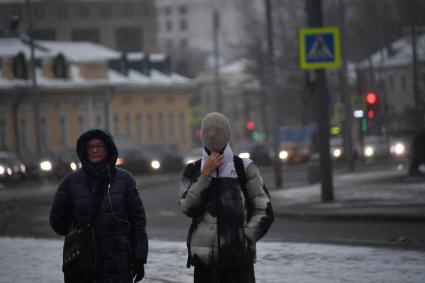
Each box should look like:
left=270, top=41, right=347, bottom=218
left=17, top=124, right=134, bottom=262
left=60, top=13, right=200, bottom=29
left=50, top=128, right=148, bottom=283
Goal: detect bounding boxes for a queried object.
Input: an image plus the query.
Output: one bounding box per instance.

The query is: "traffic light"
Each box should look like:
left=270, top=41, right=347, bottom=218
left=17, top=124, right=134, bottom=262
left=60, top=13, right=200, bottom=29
left=365, top=91, right=378, bottom=121
left=245, top=120, right=258, bottom=139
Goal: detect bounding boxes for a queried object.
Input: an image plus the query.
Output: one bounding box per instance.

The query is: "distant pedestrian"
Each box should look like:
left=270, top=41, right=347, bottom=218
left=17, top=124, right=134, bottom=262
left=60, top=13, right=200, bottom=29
left=50, top=128, right=148, bottom=282
left=179, top=112, right=274, bottom=283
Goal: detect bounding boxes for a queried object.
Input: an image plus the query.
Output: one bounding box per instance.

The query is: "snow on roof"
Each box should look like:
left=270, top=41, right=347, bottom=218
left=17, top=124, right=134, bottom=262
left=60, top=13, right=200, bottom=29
left=220, top=58, right=252, bottom=74
left=0, top=38, right=191, bottom=89
left=37, top=40, right=121, bottom=62
left=357, top=33, right=425, bottom=69
left=0, top=38, right=51, bottom=59
left=0, top=64, right=191, bottom=89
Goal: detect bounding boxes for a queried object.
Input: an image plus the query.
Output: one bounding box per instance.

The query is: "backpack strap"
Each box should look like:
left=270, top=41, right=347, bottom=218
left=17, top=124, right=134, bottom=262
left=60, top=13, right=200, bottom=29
left=186, top=156, right=247, bottom=193
left=233, top=155, right=247, bottom=195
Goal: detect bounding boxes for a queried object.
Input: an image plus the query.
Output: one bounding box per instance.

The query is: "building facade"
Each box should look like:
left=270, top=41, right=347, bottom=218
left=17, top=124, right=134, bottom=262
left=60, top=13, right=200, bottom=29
left=0, top=0, right=157, bottom=53
left=0, top=38, right=192, bottom=160
left=155, top=0, right=261, bottom=74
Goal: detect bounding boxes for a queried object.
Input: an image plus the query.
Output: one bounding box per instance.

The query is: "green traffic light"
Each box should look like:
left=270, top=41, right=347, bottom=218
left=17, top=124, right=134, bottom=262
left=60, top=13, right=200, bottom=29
left=251, top=131, right=258, bottom=139
left=361, top=118, right=367, bottom=132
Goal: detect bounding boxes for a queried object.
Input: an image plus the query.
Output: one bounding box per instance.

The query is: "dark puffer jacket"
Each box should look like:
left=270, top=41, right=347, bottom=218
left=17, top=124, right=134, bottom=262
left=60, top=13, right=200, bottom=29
left=50, top=129, right=148, bottom=282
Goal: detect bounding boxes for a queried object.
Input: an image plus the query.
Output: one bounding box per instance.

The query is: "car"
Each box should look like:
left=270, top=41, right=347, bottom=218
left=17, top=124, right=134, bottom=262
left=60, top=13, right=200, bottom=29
left=183, top=147, right=203, bottom=165
left=116, top=147, right=150, bottom=174
left=0, top=151, right=27, bottom=181
left=277, top=143, right=311, bottom=164
left=117, top=145, right=183, bottom=174
left=232, top=142, right=272, bottom=166
left=141, top=145, right=183, bottom=173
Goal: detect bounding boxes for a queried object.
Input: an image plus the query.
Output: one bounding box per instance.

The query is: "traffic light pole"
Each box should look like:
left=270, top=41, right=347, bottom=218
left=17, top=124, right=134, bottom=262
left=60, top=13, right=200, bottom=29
left=306, top=0, right=334, bottom=202
left=265, top=0, right=283, bottom=188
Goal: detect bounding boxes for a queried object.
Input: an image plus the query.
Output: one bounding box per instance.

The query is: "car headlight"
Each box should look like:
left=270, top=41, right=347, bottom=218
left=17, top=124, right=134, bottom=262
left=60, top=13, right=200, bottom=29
left=390, top=142, right=405, bottom=156
left=332, top=148, right=343, bottom=158
left=364, top=146, right=375, bottom=157
left=19, top=164, right=26, bottom=173
left=6, top=167, right=12, bottom=175
left=279, top=150, right=289, bottom=160
left=70, top=162, right=78, bottom=171
left=40, top=160, right=53, bottom=171
left=151, top=160, right=161, bottom=170
left=116, top=157, right=124, bottom=166
left=0, top=165, right=5, bottom=175
left=238, top=152, right=250, bottom=159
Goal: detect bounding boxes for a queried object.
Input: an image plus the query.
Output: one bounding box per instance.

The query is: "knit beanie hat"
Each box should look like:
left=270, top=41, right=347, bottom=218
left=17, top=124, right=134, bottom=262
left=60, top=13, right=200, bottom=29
left=200, top=112, right=231, bottom=153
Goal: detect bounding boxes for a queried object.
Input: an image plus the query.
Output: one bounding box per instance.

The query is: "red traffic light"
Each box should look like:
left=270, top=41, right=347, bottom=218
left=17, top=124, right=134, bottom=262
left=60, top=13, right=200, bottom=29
left=246, top=121, right=255, bottom=131
left=366, top=92, right=377, bottom=105
left=367, top=110, right=375, bottom=120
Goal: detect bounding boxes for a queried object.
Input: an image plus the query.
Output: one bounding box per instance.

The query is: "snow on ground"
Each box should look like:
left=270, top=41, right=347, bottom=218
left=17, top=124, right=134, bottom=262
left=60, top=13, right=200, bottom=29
left=0, top=237, right=424, bottom=283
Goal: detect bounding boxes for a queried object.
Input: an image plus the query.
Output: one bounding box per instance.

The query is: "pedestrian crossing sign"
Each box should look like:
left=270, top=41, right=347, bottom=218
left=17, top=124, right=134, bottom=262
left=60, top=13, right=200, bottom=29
left=299, top=27, right=341, bottom=70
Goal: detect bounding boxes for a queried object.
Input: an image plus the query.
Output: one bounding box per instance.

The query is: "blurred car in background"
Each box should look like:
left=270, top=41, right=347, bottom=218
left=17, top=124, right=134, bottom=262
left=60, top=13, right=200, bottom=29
left=278, top=143, right=311, bottom=164
left=116, top=147, right=150, bottom=174
left=22, top=149, right=81, bottom=179
left=117, top=145, right=183, bottom=174
left=183, top=147, right=203, bottom=165
left=0, top=151, right=27, bottom=181
left=233, top=142, right=272, bottom=166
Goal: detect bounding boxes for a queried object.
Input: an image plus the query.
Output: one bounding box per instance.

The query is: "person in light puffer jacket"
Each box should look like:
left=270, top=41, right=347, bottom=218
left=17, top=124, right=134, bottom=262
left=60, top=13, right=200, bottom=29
left=179, top=112, right=274, bottom=283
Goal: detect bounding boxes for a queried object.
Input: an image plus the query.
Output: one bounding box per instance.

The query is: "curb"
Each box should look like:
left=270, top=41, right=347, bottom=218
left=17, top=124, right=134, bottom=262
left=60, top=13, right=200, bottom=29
left=274, top=209, right=425, bottom=223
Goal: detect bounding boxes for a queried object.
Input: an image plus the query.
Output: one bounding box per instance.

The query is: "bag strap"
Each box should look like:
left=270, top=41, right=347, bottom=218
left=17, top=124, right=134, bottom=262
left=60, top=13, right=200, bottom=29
left=233, top=155, right=247, bottom=195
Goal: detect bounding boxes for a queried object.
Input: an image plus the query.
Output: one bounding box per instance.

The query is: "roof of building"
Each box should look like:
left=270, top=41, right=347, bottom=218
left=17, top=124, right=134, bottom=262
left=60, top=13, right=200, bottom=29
left=0, top=38, right=191, bottom=89
left=357, top=33, right=425, bottom=69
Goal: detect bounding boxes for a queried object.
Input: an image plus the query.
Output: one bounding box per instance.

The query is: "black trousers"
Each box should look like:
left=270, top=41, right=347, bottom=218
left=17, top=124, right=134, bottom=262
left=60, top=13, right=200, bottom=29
left=194, top=265, right=256, bottom=283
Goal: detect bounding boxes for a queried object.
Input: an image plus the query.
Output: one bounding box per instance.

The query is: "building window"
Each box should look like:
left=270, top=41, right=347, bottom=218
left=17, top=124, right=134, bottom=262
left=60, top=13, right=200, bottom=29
left=180, top=19, right=188, bottom=31
left=33, top=6, right=45, bottom=21
left=164, top=5, right=172, bottom=16
left=113, top=113, right=120, bottom=136
left=179, top=5, right=187, bottom=15
left=100, top=6, right=112, bottom=19
left=122, top=3, right=134, bottom=18
left=72, top=29, right=101, bottom=44
left=165, top=39, right=173, bottom=51
left=136, top=113, right=143, bottom=144
left=166, top=20, right=173, bottom=32
left=19, top=118, right=27, bottom=150
left=39, top=116, right=48, bottom=153
left=180, top=38, right=188, bottom=51
left=401, top=74, right=407, bottom=91
left=158, top=113, right=164, bottom=141
left=168, top=113, right=175, bottom=141
left=95, top=114, right=102, bottom=127
left=387, top=75, right=394, bottom=91
left=59, top=115, right=68, bottom=147
left=78, top=115, right=85, bottom=135
left=32, top=29, right=56, bottom=40
left=0, top=119, right=5, bottom=150
left=147, top=113, right=153, bottom=142
left=179, top=112, right=186, bottom=143
left=78, top=5, right=90, bottom=19
left=57, top=6, right=68, bottom=20
left=125, top=113, right=131, bottom=137
left=115, top=27, right=144, bottom=52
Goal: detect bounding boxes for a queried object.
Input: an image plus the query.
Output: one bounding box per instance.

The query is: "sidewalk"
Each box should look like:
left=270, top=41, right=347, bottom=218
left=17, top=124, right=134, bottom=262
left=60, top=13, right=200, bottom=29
left=268, top=167, right=425, bottom=222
